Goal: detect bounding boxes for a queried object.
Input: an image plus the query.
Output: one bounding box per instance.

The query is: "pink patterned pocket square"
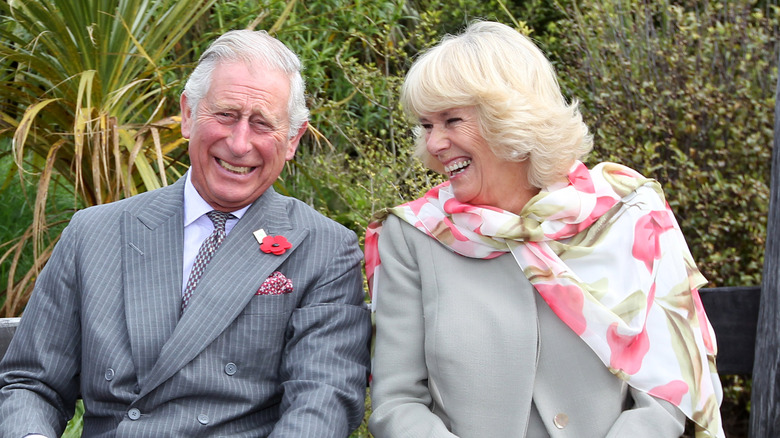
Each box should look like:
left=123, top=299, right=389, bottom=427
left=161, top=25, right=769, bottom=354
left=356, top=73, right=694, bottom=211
left=256, top=271, right=293, bottom=295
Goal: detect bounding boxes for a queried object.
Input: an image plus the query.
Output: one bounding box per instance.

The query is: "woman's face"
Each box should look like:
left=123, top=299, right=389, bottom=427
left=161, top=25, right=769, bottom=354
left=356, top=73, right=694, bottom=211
left=421, top=106, right=534, bottom=214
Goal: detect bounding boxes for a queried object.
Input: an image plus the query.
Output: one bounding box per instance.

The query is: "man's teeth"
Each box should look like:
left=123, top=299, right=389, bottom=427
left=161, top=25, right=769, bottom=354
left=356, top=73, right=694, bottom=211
left=444, top=160, right=471, bottom=175
left=219, top=159, right=252, bottom=175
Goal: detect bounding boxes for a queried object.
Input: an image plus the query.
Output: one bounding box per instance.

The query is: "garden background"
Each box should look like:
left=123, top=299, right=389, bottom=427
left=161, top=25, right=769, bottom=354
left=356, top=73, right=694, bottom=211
left=0, top=0, right=777, bottom=436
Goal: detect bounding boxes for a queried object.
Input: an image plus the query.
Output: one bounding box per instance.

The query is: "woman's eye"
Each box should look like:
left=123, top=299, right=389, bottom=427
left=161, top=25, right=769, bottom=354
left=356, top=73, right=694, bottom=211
left=446, top=118, right=462, bottom=125
left=421, top=123, right=433, bottom=131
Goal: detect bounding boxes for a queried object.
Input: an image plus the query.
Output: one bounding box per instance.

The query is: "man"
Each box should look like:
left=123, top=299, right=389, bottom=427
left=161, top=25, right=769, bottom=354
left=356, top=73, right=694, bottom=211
left=0, top=30, right=371, bottom=437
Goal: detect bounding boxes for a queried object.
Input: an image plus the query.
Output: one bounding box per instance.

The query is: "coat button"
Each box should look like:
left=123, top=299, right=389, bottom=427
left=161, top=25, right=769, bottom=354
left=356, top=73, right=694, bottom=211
left=104, top=368, right=115, bottom=381
left=198, top=413, right=210, bottom=425
left=553, top=413, right=569, bottom=429
left=224, top=362, right=237, bottom=376
left=127, top=408, right=141, bottom=420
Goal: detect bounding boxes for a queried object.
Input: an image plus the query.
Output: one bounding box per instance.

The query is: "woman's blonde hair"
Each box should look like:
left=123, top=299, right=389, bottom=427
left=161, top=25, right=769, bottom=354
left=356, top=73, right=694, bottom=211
left=401, top=21, right=592, bottom=188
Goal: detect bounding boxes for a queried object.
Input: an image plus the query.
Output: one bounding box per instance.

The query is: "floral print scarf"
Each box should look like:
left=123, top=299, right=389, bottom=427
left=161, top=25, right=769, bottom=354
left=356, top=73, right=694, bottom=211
left=365, top=161, right=724, bottom=437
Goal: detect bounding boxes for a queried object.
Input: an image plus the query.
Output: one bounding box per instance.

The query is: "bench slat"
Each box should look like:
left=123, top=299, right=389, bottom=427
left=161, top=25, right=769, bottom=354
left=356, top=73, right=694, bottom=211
left=699, top=287, right=760, bottom=375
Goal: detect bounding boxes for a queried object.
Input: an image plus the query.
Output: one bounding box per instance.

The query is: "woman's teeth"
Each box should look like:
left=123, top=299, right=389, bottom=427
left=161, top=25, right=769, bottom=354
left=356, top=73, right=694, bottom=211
left=219, top=159, right=252, bottom=175
left=444, top=160, right=471, bottom=176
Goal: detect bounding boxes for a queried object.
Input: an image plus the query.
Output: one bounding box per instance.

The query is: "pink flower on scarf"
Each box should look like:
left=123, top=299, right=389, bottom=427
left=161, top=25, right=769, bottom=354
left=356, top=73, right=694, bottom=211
left=545, top=196, right=617, bottom=240
left=606, top=322, right=650, bottom=375
left=535, top=283, right=587, bottom=335
left=649, top=380, right=689, bottom=405
left=632, top=210, right=674, bottom=272
left=364, top=223, right=381, bottom=298
left=568, top=161, right=596, bottom=193
left=692, top=288, right=716, bottom=353
left=407, top=196, right=431, bottom=216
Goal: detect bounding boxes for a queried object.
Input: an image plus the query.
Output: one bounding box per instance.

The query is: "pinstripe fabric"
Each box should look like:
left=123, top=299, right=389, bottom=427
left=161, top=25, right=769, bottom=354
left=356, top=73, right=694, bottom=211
left=0, top=177, right=372, bottom=437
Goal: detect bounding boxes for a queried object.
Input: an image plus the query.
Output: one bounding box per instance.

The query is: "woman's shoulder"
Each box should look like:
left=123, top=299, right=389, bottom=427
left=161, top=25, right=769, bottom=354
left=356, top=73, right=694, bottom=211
left=378, top=213, right=436, bottom=250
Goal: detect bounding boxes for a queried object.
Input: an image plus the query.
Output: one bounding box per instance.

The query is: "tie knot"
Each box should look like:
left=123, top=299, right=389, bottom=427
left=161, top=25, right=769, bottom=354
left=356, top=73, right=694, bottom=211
left=206, top=210, right=235, bottom=231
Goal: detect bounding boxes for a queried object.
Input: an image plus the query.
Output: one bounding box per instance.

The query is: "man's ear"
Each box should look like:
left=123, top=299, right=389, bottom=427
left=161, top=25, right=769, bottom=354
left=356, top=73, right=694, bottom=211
left=180, top=93, right=192, bottom=139
left=285, top=121, right=308, bottom=161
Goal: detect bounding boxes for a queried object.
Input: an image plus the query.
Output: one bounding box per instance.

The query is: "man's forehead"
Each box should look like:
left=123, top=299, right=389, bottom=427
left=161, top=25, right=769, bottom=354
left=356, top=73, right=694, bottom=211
left=206, top=89, right=286, bottom=117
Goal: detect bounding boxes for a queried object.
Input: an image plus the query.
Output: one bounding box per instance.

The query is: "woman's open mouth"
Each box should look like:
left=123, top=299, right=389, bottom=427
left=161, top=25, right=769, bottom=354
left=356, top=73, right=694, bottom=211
left=444, top=159, right=471, bottom=177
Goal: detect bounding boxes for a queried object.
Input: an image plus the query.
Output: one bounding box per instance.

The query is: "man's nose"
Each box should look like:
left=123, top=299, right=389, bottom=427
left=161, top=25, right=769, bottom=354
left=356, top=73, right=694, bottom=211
left=227, top=119, right=252, bottom=156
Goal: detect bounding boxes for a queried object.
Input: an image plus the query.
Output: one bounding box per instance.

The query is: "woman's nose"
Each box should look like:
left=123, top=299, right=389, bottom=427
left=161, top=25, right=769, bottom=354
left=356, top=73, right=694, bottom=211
left=426, top=126, right=450, bottom=155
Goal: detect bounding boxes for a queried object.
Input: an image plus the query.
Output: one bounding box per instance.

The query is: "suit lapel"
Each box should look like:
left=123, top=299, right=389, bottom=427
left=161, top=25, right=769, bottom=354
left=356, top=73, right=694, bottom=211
left=138, top=189, right=308, bottom=398
left=122, top=180, right=185, bottom=384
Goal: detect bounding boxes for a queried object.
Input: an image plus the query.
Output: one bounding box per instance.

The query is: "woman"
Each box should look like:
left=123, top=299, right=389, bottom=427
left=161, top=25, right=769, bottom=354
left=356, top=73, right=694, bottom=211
left=365, top=21, right=724, bottom=438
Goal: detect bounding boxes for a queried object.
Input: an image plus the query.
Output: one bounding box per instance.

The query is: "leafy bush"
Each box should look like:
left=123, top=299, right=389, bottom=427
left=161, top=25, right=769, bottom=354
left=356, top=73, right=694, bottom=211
left=549, top=0, right=779, bottom=287
left=546, top=4, right=778, bottom=434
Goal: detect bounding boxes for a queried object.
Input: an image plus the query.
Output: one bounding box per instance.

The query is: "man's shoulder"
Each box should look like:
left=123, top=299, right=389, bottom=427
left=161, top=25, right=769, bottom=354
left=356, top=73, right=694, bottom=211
left=72, top=182, right=182, bottom=221
left=276, top=192, right=354, bottom=235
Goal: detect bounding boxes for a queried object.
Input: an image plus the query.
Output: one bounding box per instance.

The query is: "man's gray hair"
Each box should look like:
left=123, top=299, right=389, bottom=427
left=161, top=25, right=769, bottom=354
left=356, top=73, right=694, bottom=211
left=183, top=29, right=309, bottom=139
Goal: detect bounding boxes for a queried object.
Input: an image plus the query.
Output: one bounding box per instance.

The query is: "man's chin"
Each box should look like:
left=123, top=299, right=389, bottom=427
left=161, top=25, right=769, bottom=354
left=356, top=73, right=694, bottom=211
left=208, top=187, right=270, bottom=211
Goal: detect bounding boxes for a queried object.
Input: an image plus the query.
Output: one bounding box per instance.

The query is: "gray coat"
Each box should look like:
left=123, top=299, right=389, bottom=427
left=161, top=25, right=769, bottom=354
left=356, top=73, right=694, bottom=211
left=369, top=215, right=685, bottom=437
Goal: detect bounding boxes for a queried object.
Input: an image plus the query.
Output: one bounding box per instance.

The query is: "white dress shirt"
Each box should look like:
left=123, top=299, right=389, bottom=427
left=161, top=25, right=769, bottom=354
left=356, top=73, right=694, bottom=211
left=181, top=170, right=248, bottom=294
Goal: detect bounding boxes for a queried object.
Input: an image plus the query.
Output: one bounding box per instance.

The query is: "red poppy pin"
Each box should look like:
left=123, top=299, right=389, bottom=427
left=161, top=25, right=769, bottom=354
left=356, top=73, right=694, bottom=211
left=260, top=235, right=292, bottom=255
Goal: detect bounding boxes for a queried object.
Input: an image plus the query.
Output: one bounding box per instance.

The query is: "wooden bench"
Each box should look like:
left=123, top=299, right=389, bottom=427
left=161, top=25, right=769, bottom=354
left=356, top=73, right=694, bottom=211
left=0, top=317, right=20, bottom=360
left=699, top=286, right=760, bottom=375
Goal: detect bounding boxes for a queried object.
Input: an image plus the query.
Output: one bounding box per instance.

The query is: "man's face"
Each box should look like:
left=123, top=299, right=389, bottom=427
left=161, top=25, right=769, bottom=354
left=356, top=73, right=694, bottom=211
left=181, top=60, right=306, bottom=212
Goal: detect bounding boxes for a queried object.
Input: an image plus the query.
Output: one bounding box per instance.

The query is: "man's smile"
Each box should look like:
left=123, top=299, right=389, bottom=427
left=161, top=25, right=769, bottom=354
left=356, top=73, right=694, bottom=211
left=217, top=158, right=254, bottom=175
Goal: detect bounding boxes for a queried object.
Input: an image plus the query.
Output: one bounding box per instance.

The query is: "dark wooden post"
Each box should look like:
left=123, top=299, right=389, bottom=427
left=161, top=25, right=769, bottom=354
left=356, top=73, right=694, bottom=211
left=749, top=54, right=780, bottom=437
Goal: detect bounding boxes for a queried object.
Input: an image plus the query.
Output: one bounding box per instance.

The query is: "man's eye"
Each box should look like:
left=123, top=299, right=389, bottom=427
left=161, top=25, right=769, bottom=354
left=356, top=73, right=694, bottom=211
left=251, top=119, right=271, bottom=131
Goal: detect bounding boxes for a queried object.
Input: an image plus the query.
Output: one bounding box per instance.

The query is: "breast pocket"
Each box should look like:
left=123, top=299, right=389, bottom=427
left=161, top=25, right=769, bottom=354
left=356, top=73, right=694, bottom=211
left=242, top=290, right=297, bottom=315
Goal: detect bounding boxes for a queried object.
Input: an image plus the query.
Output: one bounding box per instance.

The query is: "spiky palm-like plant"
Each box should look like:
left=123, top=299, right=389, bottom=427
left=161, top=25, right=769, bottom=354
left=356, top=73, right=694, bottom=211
left=0, top=0, right=216, bottom=316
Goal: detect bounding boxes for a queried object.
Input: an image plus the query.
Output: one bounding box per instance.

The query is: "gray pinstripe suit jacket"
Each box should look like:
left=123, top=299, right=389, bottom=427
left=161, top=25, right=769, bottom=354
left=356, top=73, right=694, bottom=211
left=0, top=178, right=372, bottom=437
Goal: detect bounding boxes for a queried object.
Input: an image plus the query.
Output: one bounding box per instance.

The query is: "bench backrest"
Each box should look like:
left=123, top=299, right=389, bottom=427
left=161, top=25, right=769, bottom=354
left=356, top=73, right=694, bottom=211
left=0, top=318, right=20, bottom=360
left=699, top=287, right=760, bottom=375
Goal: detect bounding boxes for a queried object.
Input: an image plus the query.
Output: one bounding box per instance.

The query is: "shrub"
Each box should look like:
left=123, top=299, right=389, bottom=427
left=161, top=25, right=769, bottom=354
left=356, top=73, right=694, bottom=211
left=549, top=0, right=779, bottom=287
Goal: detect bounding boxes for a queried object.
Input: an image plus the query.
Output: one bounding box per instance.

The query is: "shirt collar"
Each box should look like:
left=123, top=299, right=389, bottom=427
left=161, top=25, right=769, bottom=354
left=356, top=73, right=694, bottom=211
left=183, top=170, right=250, bottom=227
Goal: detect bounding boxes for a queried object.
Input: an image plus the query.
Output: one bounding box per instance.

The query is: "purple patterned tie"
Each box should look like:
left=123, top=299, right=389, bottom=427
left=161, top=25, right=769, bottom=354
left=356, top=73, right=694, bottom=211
left=181, top=210, right=235, bottom=314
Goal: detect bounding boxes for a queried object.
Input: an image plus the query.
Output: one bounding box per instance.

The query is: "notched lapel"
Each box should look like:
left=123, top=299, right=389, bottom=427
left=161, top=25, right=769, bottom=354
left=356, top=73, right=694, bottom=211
left=122, top=182, right=185, bottom=385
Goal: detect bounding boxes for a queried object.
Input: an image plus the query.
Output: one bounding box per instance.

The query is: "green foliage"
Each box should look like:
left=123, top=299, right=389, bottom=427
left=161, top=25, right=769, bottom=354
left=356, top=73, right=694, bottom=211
left=0, top=0, right=216, bottom=315
left=61, top=400, right=84, bottom=438
left=0, top=149, right=33, bottom=309
left=550, top=0, right=779, bottom=287
left=0, top=147, right=70, bottom=310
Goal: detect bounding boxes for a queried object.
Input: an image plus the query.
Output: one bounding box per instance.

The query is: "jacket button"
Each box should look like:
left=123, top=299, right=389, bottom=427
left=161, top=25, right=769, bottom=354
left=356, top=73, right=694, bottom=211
left=104, top=368, right=115, bottom=381
left=198, top=413, right=210, bottom=425
left=224, top=362, right=237, bottom=376
left=127, top=408, right=141, bottom=420
left=553, top=413, right=569, bottom=429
